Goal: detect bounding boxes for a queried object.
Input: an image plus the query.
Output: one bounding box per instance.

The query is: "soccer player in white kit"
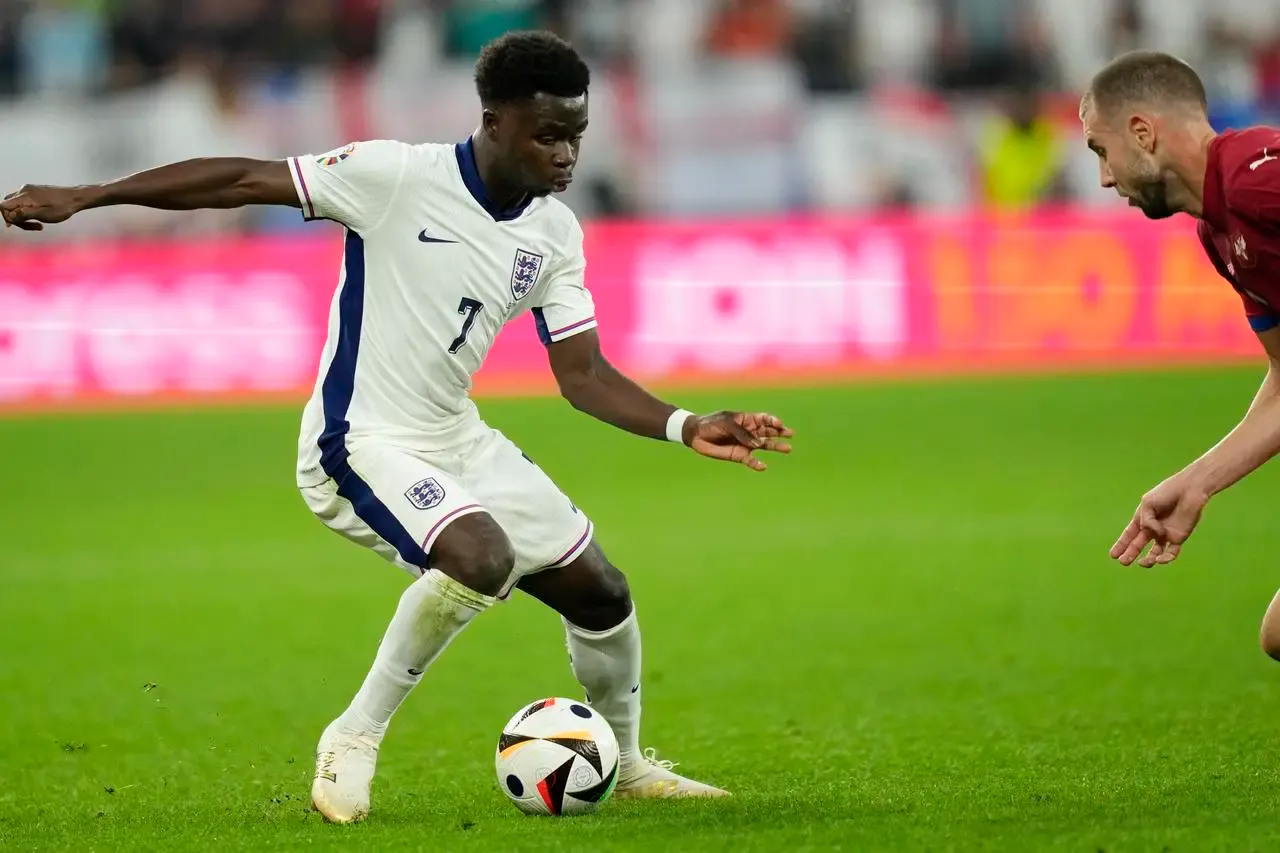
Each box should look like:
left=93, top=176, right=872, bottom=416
left=2, top=30, right=794, bottom=823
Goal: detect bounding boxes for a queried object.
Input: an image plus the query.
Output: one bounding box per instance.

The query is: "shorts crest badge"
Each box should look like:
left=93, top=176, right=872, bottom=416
left=405, top=477, right=445, bottom=510
left=510, top=249, right=544, bottom=300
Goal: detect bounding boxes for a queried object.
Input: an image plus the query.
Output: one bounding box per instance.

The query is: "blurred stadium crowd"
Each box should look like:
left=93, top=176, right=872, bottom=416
left=1, top=0, right=1278, bottom=239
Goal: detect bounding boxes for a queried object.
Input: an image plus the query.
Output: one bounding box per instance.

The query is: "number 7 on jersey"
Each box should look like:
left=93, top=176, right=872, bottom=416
left=449, top=297, right=484, bottom=354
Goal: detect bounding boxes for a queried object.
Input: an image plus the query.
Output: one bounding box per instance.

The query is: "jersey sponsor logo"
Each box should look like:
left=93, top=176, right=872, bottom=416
left=405, top=477, right=446, bottom=510
left=1250, top=147, right=1278, bottom=171
left=510, top=249, right=544, bottom=300
left=317, top=143, right=356, bottom=167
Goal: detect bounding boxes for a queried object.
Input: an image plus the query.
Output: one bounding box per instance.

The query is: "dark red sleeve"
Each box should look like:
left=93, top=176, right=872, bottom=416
left=1221, top=132, right=1280, bottom=227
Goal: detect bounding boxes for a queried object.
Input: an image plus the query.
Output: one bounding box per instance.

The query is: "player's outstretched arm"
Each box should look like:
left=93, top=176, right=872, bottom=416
left=1, top=158, right=299, bottom=231
left=546, top=329, right=793, bottom=471
left=1112, top=326, right=1280, bottom=567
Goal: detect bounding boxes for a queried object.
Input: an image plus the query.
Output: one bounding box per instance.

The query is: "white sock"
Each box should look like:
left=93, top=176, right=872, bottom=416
left=565, top=609, right=642, bottom=772
left=335, top=569, right=494, bottom=739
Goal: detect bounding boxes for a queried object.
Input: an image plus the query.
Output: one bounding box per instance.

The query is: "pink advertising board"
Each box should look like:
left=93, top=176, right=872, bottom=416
left=0, top=212, right=1261, bottom=412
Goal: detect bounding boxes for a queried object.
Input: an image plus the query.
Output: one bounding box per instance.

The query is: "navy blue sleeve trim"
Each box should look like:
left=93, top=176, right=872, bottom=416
left=1249, top=313, right=1280, bottom=333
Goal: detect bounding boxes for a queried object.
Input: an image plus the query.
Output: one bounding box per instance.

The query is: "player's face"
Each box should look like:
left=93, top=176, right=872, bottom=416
left=493, top=94, right=589, bottom=198
left=1082, top=103, right=1173, bottom=219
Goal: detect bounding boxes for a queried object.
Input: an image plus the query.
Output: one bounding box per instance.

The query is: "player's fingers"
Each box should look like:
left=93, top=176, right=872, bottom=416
left=4, top=215, right=41, bottom=231
left=1156, top=542, right=1182, bottom=564
left=1138, top=540, right=1164, bottom=568
left=724, top=420, right=762, bottom=449
left=1137, top=504, right=1165, bottom=540
left=2, top=201, right=36, bottom=229
left=753, top=413, right=794, bottom=437
left=695, top=441, right=767, bottom=471
left=758, top=438, right=791, bottom=454
left=693, top=440, right=745, bottom=462
left=1115, top=528, right=1152, bottom=566
left=1109, top=516, right=1141, bottom=559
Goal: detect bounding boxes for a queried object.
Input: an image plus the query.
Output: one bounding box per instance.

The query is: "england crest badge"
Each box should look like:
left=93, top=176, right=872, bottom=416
left=404, top=477, right=445, bottom=510
left=510, top=249, right=544, bottom=301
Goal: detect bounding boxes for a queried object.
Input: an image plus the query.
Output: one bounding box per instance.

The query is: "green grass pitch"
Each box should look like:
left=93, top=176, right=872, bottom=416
left=3, top=368, right=1280, bottom=852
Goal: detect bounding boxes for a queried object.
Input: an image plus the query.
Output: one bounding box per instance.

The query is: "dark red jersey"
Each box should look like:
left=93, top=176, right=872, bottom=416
left=1197, top=126, right=1280, bottom=332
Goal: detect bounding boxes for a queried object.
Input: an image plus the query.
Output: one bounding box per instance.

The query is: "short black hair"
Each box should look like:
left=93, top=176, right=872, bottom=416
left=474, top=30, right=590, bottom=106
left=1084, top=50, right=1207, bottom=119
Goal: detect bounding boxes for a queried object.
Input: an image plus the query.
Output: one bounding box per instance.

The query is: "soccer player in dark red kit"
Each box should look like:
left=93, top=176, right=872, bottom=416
left=1080, top=49, right=1280, bottom=655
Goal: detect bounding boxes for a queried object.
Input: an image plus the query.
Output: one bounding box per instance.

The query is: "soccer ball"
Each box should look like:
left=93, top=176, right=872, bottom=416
left=495, top=697, right=619, bottom=816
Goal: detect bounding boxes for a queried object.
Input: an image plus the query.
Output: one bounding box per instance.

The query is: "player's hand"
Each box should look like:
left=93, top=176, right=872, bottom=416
left=1110, top=473, right=1210, bottom=567
left=684, top=411, right=793, bottom=472
left=1, top=184, right=87, bottom=231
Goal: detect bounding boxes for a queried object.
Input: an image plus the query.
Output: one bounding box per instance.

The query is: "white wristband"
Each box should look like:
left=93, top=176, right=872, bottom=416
left=665, top=408, right=693, bottom=444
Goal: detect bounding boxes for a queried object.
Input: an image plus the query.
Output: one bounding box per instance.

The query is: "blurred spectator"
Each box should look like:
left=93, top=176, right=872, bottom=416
left=932, top=0, right=1054, bottom=92
left=335, top=0, right=385, bottom=65
left=790, top=0, right=861, bottom=93
left=271, top=0, right=340, bottom=72
left=108, top=0, right=182, bottom=91
left=0, top=0, right=1276, bottom=237
left=977, top=83, right=1066, bottom=210
left=439, top=0, right=547, bottom=59
left=0, top=2, right=20, bottom=97
left=1258, top=35, right=1280, bottom=121
left=19, top=0, right=109, bottom=98
left=704, top=0, right=791, bottom=59
left=175, top=0, right=273, bottom=78
left=1106, top=0, right=1145, bottom=58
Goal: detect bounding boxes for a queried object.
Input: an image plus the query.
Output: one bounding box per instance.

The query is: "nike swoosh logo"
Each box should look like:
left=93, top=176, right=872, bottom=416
left=408, top=668, right=425, bottom=676
left=419, top=229, right=458, bottom=243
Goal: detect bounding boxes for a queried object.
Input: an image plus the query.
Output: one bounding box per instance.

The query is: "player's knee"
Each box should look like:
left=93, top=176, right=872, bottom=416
left=443, top=540, right=515, bottom=598
left=1261, top=620, right=1280, bottom=662
left=429, top=513, right=515, bottom=598
left=1260, top=593, right=1280, bottom=661
left=572, top=556, right=633, bottom=631
left=596, top=563, right=632, bottom=612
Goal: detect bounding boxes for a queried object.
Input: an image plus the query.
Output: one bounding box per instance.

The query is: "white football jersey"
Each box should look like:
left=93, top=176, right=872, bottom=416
left=288, top=138, right=597, bottom=487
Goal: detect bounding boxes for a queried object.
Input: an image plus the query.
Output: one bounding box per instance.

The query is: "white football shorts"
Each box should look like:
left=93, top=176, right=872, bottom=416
left=299, top=427, right=594, bottom=597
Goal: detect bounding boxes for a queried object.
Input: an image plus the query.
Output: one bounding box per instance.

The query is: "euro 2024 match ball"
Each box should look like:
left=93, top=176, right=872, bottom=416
left=495, top=697, right=620, bottom=816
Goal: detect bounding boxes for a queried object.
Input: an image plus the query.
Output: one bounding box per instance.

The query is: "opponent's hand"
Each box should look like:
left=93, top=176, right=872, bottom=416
left=1110, top=473, right=1210, bottom=567
left=2, top=184, right=87, bottom=231
left=684, top=411, right=793, bottom=471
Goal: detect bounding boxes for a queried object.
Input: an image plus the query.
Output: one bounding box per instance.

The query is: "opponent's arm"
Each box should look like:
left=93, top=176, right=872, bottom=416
left=1111, top=325, right=1280, bottom=566
left=1179, top=325, right=1280, bottom=496
left=547, top=329, right=792, bottom=471
left=1, top=158, right=298, bottom=231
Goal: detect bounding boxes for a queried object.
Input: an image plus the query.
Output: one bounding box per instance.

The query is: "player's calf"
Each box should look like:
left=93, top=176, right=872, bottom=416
left=429, top=513, right=516, bottom=597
